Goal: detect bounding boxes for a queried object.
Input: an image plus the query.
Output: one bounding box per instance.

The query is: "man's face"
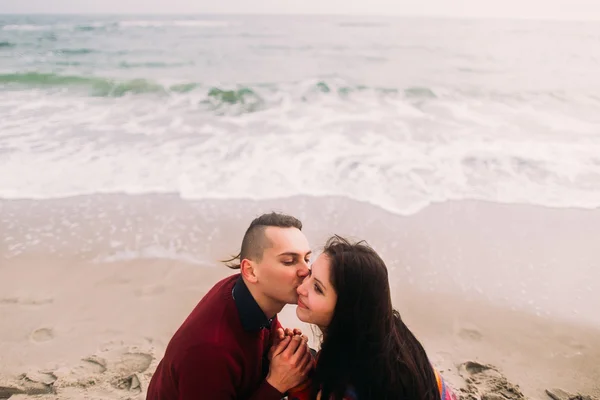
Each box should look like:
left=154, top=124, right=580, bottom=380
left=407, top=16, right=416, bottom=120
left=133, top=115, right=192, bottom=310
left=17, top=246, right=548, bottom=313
left=254, top=226, right=311, bottom=308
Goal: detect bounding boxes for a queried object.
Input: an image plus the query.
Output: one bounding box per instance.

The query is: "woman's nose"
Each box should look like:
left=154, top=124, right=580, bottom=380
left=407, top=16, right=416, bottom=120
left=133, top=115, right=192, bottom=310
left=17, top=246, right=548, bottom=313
left=297, top=278, right=308, bottom=295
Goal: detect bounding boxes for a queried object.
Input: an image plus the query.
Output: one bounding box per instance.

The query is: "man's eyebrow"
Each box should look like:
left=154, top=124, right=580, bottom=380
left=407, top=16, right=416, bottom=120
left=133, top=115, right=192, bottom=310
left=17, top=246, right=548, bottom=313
left=277, top=250, right=312, bottom=257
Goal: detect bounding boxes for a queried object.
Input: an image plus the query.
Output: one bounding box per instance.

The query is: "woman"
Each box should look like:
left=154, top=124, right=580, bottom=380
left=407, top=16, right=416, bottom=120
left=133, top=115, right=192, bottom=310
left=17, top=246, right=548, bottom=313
left=288, top=235, right=456, bottom=400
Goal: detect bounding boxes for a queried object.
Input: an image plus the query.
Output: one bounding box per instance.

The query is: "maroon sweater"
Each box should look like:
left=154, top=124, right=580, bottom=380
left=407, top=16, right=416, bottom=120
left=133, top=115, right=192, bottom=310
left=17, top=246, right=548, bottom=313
left=147, top=274, right=284, bottom=400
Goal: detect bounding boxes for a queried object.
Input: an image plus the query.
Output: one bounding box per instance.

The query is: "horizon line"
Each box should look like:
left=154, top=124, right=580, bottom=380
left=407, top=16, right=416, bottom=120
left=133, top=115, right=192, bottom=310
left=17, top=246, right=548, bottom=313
left=2, top=11, right=600, bottom=22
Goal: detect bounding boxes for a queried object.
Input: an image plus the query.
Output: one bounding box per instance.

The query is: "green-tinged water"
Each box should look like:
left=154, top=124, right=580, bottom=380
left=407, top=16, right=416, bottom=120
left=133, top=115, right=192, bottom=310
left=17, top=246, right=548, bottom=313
left=1, top=14, right=600, bottom=214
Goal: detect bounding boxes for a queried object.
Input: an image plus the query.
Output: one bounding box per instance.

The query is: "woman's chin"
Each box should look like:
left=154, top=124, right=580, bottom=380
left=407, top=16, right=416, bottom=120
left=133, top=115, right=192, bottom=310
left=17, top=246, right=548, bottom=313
left=295, top=307, right=310, bottom=323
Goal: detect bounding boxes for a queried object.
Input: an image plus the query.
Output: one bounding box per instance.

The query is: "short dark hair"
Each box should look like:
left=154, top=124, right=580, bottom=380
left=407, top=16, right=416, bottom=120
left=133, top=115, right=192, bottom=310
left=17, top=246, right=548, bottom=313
left=224, top=212, right=303, bottom=269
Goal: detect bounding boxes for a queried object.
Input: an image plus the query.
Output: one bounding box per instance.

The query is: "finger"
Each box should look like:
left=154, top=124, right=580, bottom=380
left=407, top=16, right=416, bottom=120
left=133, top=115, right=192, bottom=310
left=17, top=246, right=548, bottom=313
left=297, top=352, right=312, bottom=376
left=268, top=334, right=288, bottom=360
left=301, top=351, right=313, bottom=372
left=293, top=328, right=302, bottom=336
left=267, top=346, right=278, bottom=361
left=284, top=328, right=294, bottom=337
left=271, top=336, right=291, bottom=358
left=271, top=328, right=285, bottom=349
left=282, top=334, right=303, bottom=357
left=276, top=328, right=285, bottom=341
left=290, top=339, right=308, bottom=363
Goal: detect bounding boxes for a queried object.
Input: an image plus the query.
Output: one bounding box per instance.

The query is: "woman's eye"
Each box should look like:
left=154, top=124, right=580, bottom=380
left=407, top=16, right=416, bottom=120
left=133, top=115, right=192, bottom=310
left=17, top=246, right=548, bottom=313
left=314, top=284, right=322, bottom=294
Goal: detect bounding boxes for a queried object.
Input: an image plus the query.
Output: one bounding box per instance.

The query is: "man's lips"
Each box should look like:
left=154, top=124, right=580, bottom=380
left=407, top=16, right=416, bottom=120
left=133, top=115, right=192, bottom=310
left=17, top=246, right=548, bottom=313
left=297, top=298, right=308, bottom=309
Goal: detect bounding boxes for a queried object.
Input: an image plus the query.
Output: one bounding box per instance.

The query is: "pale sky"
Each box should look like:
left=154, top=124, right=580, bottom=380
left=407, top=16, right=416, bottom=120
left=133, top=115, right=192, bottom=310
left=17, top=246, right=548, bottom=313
left=2, top=0, right=600, bottom=20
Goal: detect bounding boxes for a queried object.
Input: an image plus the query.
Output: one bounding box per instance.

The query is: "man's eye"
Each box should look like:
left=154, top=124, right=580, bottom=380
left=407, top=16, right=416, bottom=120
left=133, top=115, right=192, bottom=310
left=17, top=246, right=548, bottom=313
left=283, top=260, right=294, bottom=265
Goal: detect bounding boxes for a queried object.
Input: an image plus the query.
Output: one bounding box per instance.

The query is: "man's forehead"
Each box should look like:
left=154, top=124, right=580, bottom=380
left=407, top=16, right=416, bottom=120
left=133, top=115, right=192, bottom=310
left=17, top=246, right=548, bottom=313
left=264, top=226, right=310, bottom=253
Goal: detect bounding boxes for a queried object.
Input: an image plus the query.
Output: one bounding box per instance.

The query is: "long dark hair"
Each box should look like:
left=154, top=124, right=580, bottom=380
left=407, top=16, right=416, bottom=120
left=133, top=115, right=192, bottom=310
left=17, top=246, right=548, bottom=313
left=311, top=235, right=439, bottom=400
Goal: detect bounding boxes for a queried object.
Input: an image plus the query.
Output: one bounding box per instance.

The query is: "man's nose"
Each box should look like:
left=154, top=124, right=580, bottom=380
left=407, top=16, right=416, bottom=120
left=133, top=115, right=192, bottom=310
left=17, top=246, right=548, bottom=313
left=297, top=260, right=310, bottom=277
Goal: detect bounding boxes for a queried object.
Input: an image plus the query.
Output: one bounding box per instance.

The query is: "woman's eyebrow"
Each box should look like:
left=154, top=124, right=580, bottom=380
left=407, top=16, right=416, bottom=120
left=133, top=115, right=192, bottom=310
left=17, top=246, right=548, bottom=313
left=313, top=277, right=326, bottom=292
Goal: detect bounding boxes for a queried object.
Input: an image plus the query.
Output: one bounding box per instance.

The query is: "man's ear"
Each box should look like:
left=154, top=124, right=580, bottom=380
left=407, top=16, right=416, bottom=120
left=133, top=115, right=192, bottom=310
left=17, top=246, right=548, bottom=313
left=240, top=258, right=258, bottom=283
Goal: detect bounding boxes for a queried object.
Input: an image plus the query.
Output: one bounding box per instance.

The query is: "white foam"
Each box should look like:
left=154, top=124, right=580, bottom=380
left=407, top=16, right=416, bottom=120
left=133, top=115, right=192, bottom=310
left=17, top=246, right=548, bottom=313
left=1, top=81, right=600, bottom=215
left=2, top=24, right=53, bottom=31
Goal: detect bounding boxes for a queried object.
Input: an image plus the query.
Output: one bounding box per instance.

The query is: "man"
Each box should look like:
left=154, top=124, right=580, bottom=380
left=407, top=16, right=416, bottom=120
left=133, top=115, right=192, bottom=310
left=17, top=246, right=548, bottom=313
left=147, top=212, right=313, bottom=399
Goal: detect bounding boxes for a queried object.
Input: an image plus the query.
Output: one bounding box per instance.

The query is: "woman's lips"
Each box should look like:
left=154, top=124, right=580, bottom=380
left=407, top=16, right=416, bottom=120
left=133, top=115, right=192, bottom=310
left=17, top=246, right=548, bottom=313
left=297, top=298, right=308, bottom=309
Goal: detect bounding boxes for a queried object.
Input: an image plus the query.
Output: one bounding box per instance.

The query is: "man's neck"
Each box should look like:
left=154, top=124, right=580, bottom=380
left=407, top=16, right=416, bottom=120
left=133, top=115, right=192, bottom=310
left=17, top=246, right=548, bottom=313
left=243, top=278, right=284, bottom=319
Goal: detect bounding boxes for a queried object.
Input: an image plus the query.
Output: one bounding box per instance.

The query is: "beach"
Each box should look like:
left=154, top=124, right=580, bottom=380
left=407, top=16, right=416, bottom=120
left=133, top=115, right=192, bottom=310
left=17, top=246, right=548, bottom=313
left=2, top=13, right=600, bottom=400
left=1, top=195, right=599, bottom=399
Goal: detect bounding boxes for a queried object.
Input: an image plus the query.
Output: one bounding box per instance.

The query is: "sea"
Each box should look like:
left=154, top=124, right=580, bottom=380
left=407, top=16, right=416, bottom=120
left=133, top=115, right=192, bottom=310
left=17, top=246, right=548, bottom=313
left=1, top=14, right=600, bottom=214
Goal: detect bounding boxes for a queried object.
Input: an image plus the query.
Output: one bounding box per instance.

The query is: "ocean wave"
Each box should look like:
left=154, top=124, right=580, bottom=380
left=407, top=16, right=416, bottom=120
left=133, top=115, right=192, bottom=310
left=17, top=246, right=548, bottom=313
left=0, top=72, right=435, bottom=106
left=0, top=73, right=165, bottom=97
left=118, top=61, right=191, bottom=69
left=75, top=22, right=118, bottom=31
left=0, top=41, right=15, bottom=48
left=1, top=20, right=231, bottom=32
left=1, top=79, right=600, bottom=214
left=55, top=48, right=95, bottom=55
left=204, top=87, right=264, bottom=113
left=338, top=22, right=389, bottom=28
left=118, top=20, right=232, bottom=28
left=0, top=72, right=98, bottom=86
left=54, top=61, right=84, bottom=66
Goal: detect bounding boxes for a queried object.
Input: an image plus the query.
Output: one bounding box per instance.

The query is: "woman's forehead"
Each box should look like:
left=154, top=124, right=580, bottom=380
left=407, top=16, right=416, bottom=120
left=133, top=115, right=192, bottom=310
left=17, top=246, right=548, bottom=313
left=311, top=254, right=330, bottom=276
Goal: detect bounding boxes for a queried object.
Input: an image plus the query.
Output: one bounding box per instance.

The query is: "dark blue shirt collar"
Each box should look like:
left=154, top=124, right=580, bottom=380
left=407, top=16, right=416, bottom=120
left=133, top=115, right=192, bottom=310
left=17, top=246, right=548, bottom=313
left=232, top=275, right=274, bottom=331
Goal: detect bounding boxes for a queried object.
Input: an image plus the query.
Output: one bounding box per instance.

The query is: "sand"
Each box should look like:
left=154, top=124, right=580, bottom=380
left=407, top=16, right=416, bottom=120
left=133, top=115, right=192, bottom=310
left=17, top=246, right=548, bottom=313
left=1, top=195, right=599, bottom=399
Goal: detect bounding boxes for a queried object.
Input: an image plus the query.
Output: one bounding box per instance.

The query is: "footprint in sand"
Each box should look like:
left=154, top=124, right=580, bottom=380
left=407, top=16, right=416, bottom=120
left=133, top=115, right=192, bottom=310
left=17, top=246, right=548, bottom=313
left=78, top=357, right=108, bottom=374
left=24, top=371, right=58, bottom=386
left=0, top=372, right=56, bottom=399
left=112, top=374, right=142, bottom=393
left=0, top=297, right=54, bottom=306
left=112, top=352, right=153, bottom=375
left=51, top=356, right=108, bottom=389
left=30, top=328, right=54, bottom=343
left=458, top=361, right=526, bottom=400
left=134, top=284, right=166, bottom=297
left=556, top=335, right=587, bottom=352
left=458, top=327, right=483, bottom=342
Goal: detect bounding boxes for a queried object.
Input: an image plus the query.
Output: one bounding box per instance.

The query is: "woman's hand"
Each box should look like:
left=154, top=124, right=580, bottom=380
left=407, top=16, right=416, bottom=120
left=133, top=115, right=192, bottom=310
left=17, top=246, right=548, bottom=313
left=269, top=327, right=306, bottom=360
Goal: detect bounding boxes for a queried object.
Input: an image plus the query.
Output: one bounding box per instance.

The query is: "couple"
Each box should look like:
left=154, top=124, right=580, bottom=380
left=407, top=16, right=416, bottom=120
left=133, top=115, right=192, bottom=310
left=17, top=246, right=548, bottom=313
left=147, top=212, right=455, bottom=400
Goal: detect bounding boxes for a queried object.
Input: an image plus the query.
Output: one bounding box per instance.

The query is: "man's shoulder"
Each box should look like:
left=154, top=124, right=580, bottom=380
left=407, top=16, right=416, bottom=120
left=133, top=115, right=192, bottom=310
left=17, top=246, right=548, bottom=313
left=208, top=273, right=240, bottom=295
left=166, top=273, right=241, bottom=351
left=189, top=272, right=239, bottom=316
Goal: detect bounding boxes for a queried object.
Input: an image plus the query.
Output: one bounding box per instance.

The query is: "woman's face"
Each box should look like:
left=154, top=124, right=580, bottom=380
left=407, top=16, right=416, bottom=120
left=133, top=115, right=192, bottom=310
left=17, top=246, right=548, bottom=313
left=296, top=253, right=337, bottom=329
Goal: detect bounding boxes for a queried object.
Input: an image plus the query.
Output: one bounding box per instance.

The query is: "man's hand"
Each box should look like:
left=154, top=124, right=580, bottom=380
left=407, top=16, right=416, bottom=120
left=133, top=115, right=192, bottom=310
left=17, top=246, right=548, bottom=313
left=276, top=327, right=303, bottom=341
left=269, top=327, right=305, bottom=360
left=266, top=334, right=312, bottom=393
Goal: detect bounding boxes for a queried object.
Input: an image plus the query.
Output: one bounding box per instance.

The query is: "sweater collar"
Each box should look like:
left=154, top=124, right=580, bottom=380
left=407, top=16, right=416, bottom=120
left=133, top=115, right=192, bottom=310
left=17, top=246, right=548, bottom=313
left=232, top=275, right=273, bottom=331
